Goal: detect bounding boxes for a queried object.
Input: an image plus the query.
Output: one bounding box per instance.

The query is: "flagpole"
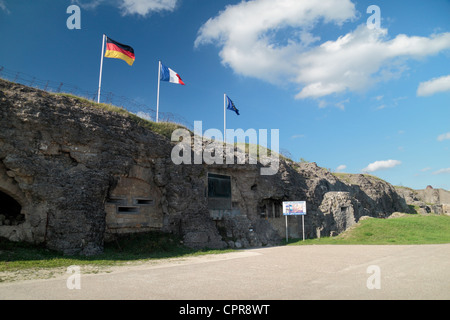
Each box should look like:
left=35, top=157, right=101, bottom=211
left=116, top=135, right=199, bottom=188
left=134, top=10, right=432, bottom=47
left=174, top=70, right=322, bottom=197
left=224, top=93, right=226, bottom=143
left=97, top=34, right=106, bottom=104
left=156, top=61, right=161, bottom=123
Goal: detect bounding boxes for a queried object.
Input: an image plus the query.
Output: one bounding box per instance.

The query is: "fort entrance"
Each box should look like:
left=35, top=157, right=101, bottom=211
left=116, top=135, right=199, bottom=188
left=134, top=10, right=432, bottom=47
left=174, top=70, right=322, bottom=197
left=0, top=190, right=24, bottom=226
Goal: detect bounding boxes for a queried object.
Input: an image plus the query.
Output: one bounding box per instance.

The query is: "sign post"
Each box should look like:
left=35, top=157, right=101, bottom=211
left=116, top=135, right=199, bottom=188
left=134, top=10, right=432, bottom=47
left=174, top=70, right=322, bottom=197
left=282, top=201, right=307, bottom=242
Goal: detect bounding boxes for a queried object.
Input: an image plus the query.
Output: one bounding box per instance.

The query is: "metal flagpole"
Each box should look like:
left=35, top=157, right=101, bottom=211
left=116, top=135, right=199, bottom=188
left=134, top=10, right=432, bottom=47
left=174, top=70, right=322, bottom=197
left=156, top=61, right=161, bottom=123
left=224, top=93, right=226, bottom=143
left=97, top=34, right=106, bottom=104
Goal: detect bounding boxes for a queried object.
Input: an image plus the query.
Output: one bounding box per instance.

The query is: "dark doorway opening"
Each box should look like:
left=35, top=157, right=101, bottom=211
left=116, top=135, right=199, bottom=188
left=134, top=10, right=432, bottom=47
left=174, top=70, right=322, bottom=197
left=0, top=191, right=24, bottom=226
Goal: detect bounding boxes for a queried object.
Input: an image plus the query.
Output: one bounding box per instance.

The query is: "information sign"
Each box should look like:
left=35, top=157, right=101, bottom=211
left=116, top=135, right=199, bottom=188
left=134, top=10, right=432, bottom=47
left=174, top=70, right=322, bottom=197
left=283, top=201, right=306, bottom=216
left=282, top=201, right=307, bottom=242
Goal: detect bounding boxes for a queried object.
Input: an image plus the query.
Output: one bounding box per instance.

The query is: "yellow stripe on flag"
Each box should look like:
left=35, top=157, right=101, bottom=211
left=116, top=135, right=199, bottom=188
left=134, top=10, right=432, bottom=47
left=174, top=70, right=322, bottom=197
left=104, top=50, right=135, bottom=66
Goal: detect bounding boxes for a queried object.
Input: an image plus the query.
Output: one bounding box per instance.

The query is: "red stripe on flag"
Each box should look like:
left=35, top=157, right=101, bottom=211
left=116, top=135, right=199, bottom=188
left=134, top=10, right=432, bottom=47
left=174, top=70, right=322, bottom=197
left=106, top=43, right=135, bottom=60
left=176, top=74, right=185, bottom=85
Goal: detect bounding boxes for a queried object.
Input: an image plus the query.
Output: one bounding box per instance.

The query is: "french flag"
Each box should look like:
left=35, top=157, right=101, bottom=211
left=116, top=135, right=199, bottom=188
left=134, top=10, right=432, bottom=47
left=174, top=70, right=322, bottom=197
left=160, top=62, right=185, bottom=85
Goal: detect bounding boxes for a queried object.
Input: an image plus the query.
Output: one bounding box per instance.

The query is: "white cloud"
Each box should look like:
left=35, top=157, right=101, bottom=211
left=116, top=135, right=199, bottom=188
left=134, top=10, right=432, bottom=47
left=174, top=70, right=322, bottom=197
left=196, top=0, right=450, bottom=100
left=296, top=28, right=450, bottom=99
left=0, top=0, right=10, bottom=13
left=362, top=159, right=401, bottom=173
left=438, top=132, right=450, bottom=141
left=73, top=0, right=178, bottom=16
left=335, top=98, right=349, bottom=110
left=417, top=75, right=450, bottom=97
left=336, top=165, right=347, bottom=172
left=433, top=168, right=450, bottom=175
left=317, top=100, right=328, bottom=109
left=72, top=0, right=106, bottom=10
left=195, top=0, right=356, bottom=86
left=120, top=0, right=178, bottom=16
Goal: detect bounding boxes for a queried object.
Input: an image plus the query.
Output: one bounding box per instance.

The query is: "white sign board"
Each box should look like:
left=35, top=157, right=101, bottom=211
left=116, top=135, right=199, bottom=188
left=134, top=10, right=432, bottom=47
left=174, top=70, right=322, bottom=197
left=283, top=201, right=306, bottom=216
left=282, top=201, right=307, bottom=242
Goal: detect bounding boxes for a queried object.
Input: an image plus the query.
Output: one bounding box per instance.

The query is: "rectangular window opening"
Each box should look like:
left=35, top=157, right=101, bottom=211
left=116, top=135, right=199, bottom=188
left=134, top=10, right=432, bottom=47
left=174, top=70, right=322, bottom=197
left=107, top=198, right=126, bottom=205
left=117, top=206, right=139, bottom=214
left=135, top=199, right=154, bottom=205
left=207, top=173, right=232, bottom=211
left=208, top=173, right=232, bottom=199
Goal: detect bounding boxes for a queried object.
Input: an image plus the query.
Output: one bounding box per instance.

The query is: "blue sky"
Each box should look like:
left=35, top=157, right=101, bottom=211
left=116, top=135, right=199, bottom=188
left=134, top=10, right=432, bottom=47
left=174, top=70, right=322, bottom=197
left=0, top=0, right=449, bottom=190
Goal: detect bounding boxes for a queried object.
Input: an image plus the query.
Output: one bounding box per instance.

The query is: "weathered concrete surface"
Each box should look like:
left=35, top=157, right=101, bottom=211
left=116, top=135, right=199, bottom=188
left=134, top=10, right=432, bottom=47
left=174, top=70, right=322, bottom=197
left=0, top=79, right=412, bottom=255
left=396, top=186, right=450, bottom=215
left=1, top=244, right=449, bottom=300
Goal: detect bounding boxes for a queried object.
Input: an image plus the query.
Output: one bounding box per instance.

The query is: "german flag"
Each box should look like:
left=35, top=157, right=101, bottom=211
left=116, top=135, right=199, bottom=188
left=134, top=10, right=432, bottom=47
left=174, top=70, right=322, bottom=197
left=104, top=37, right=135, bottom=66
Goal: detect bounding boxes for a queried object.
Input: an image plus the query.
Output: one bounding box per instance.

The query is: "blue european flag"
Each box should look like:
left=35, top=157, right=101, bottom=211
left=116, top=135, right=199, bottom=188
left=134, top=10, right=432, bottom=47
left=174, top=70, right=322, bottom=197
left=226, top=95, right=239, bottom=115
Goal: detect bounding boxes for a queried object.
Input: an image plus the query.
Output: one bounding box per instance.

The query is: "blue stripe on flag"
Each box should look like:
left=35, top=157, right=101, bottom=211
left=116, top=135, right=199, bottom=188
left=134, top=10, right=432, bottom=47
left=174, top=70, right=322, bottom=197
left=160, top=63, right=170, bottom=82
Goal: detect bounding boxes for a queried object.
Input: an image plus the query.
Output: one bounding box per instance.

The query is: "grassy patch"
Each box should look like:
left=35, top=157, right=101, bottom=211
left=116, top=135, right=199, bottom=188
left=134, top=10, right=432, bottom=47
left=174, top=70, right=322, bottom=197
left=2, top=215, right=449, bottom=277
left=233, top=142, right=293, bottom=163
left=408, top=205, right=420, bottom=214
left=287, top=215, right=450, bottom=245
left=128, top=115, right=187, bottom=140
left=0, top=232, right=232, bottom=273
left=54, top=92, right=188, bottom=140
left=332, top=172, right=352, bottom=183
left=332, top=172, right=386, bottom=183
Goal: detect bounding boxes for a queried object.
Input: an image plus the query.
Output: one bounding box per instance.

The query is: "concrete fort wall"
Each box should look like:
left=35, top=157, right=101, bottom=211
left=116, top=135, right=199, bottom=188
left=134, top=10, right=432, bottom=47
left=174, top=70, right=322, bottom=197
left=0, top=79, right=412, bottom=255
